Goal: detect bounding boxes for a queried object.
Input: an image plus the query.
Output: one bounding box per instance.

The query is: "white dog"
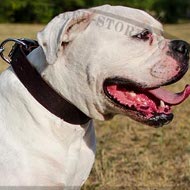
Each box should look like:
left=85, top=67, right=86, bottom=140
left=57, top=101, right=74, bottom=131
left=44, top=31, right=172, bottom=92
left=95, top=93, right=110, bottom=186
left=0, top=5, right=189, bottom=189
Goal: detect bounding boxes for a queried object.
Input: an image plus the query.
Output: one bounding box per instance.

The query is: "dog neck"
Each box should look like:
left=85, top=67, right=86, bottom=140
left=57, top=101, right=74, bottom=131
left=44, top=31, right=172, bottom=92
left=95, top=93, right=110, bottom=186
left=27, top=46, right=108, bottom=121
left=11, top=46, right=90, bottom=125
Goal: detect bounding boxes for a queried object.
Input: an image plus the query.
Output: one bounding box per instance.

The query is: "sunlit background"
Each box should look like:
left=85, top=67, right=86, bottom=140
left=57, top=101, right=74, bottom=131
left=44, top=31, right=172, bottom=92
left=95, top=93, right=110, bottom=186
left=0, top=0, right=190, bottom=189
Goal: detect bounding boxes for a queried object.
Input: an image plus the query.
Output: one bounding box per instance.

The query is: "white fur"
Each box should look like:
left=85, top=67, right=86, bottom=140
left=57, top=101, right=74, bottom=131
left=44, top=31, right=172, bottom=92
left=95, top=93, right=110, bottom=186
left=0, top=5, right=180, bottom=189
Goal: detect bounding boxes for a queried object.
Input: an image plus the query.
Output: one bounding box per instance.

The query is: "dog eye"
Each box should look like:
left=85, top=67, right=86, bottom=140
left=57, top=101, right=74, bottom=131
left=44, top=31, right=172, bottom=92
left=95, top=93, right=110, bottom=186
left=132, top=29, right=152, bottom=41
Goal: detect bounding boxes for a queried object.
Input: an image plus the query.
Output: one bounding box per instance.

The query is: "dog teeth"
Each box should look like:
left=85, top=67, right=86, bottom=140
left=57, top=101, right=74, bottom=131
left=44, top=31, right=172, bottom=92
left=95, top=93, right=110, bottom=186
left=160, top=100, right=165, bottom=107
left=129, top=92, right=136, bottom=97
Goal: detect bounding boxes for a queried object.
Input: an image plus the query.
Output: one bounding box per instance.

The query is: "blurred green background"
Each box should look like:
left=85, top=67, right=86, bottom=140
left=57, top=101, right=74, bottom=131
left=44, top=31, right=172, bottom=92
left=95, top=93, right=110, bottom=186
left=0, top=0, right=190, bottom=23
left=0, top=0, right=190, bottom=189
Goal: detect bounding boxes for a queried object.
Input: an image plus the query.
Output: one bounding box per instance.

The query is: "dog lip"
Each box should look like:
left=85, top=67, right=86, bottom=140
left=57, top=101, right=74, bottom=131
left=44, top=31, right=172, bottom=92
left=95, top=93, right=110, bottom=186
left=103, top=77, right=147, bottom=89
left=146, top=113, right=174, bottom=128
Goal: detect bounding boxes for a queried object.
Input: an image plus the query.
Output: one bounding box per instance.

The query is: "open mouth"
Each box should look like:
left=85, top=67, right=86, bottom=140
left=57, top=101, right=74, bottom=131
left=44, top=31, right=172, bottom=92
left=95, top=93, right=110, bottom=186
left=103, top=78, right=190, bottom=127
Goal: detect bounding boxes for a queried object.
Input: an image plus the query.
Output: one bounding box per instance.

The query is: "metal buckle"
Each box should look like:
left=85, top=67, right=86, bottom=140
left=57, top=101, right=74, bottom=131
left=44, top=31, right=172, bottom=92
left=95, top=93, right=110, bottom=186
left=0, top=38, right=27, bottom=64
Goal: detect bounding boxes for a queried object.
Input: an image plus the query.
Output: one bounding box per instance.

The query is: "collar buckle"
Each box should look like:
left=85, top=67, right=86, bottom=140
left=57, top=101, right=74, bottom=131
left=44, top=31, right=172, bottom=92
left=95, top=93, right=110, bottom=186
left=0, top=38, right=38, bottom=64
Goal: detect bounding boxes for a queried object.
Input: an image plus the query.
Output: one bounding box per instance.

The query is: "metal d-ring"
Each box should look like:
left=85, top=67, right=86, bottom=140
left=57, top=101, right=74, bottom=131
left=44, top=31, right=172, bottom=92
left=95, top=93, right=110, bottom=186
left=0, top=38, right=27, bottom=64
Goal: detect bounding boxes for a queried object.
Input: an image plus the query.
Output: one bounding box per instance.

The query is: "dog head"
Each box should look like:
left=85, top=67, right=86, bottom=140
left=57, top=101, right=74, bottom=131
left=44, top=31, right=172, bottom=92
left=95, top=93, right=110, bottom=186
left=37, top=5, right=190, bottom=127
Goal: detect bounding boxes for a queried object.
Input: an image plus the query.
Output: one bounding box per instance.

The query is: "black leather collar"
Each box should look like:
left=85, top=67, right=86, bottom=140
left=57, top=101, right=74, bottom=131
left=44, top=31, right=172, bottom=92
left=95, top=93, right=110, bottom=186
left=9, top=39, right=91, bottom=125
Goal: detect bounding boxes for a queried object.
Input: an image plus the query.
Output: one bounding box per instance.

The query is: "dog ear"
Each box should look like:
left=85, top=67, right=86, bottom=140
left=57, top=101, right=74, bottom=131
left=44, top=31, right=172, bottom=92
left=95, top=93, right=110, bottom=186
left=37, top=11, right=93, bottom=65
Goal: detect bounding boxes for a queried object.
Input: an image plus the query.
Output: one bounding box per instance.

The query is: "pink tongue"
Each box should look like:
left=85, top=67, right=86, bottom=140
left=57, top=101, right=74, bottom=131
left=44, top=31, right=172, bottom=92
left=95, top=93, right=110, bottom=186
left=148, top=85, right=190, bottom=105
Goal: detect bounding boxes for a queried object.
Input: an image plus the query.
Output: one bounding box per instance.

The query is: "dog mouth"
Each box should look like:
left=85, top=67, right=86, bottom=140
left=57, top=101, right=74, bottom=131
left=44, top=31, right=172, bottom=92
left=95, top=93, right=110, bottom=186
left=103, top=78, right=190, bottom=127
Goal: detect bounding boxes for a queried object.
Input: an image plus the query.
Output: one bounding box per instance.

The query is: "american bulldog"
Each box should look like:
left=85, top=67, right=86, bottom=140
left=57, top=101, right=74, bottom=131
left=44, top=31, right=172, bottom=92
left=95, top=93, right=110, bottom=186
left=0, top=4, right=189, bottom=189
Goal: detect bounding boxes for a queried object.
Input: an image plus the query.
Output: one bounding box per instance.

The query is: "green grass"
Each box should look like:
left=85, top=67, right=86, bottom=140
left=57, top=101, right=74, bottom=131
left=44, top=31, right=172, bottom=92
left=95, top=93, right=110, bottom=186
left=0, top=23, right=190, bottom=189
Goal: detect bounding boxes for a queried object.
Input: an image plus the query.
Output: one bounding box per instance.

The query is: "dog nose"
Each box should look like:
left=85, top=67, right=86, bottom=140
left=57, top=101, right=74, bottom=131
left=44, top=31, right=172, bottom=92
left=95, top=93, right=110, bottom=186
left=170, top=40, right=190, bottom=58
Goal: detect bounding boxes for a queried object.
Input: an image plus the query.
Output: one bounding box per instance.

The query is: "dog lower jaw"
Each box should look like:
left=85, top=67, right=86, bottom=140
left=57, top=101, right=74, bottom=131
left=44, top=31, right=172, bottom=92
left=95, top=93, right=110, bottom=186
left=144, top=113, right=174, bottom=128
left=122, top=109, right=174, bottom=128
